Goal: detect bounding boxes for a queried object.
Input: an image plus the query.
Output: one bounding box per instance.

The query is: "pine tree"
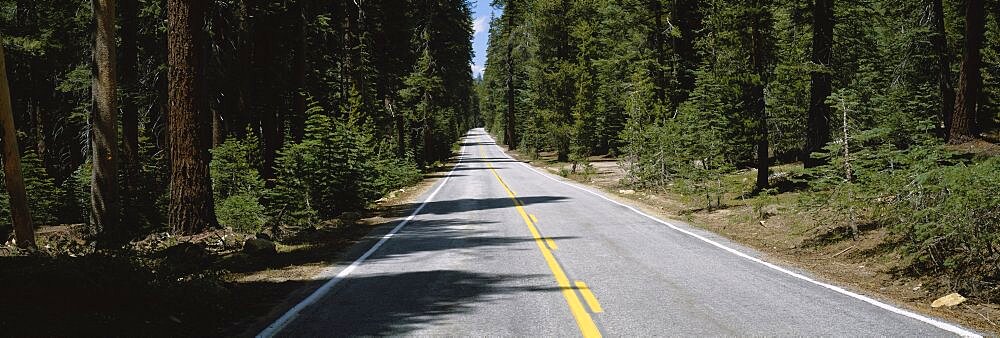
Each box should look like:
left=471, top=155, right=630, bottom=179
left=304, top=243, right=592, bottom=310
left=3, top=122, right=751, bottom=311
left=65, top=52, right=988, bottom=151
left=930, top=0, right=955, bottom=137
left=119, top=0, right=141, bottom=234
left=0, top=43, right=35, bottom=249
left=804, top=0, right=833, bottom=167
left=948, top=0, right=986, bottom=143
left=91, top=0, right=121, bottom=246
left=167, top=0, right=218, bottom=234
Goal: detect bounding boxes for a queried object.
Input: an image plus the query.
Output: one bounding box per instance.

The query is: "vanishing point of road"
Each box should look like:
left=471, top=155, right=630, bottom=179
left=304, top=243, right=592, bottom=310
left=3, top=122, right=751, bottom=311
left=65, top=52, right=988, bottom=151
left=260, top=129, right=979, bottom=337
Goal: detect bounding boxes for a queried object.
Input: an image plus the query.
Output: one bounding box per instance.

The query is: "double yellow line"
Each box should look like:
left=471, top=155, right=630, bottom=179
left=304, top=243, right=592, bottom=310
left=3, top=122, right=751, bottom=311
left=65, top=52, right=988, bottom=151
left=479, top=146, right=603, bottom=338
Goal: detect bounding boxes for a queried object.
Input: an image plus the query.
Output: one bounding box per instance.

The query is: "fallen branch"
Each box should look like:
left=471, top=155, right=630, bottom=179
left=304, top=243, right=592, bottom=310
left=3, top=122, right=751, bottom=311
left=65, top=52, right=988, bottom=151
left=832, top=245, right=855, bottom=258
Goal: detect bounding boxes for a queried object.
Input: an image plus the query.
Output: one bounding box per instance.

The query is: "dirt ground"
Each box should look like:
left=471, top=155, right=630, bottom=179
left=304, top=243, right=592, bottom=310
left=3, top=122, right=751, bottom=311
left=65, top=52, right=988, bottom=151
left=0, top=166, right=450, bottom=337
left=506, top=148, right=1000, bottom=335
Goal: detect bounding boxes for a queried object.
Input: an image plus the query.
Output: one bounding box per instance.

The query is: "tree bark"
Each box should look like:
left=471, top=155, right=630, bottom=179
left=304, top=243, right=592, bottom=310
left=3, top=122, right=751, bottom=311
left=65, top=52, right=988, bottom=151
left=291, top=0, right=308, bottom=143
left=212, top=108, right=224, bottom=147
left=930, top=0, right=955, bottom=138
left=750, top=2, right=770, bottom=192
left=804, top=0, right=833, bottom=168
left=32, top=102, right=46, bottom=165
left=0, top=43, right=36, bottom=249
left=948, top=0, right=985, bottom=143
left=92, top=0, right=121, bottom=246
left=167, top=0, right=218, bottom=234
left=252, top=8, right=281, bottom=181
left=670, top=0, right=701, bottom=109
left=650, top=0, right=667, bottom=109
left=120, top=0, right=141, bottom=231
left=504, top=0, right=517, bottom=150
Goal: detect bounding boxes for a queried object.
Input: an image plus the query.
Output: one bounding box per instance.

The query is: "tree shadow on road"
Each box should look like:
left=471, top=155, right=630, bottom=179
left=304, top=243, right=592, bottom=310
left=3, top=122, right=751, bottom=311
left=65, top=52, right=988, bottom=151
left=381, top=196, right=570, bottom=219
left=275, top=270, right=562, bottom=337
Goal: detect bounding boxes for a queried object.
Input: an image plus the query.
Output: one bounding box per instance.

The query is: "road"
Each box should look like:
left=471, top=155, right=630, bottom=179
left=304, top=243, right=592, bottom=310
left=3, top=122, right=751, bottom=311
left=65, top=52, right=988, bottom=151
left=261, top=128, right=977, bottom=337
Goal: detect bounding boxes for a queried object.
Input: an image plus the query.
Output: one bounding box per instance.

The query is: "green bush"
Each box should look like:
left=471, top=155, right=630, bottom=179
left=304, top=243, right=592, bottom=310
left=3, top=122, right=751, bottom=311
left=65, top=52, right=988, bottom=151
left=210, top=135, right=266, bottom=233
left=216, top=193, right=266, bottom=234
left=266, top=101, right=424, bottom=227
left=65, top=162, right=91, bottom=224
left=889, top=157, right=1000, bottom=295
left=805, top=138, right=1000, bottom=298
left=0, top=152, right=63, bottom=227
left=266, top=141, right=318, bottom=228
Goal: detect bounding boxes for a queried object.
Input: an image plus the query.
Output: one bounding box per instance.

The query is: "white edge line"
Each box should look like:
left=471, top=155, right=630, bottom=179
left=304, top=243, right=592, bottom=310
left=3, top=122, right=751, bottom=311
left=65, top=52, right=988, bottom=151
left=256, top=141, right=467, bottom=338
left=481, top=131, right=981, bottom=338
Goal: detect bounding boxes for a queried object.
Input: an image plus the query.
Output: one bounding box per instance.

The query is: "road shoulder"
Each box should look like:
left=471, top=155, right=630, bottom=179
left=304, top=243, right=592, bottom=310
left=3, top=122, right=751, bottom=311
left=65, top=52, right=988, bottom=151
left=496, top=143, right=996, bottom=335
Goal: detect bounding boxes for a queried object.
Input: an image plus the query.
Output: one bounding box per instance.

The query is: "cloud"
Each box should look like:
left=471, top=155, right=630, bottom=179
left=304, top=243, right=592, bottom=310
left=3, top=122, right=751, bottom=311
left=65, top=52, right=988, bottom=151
left=473, top=16, right=488, bottom=35
left=471, top=63, right=485, bottom=77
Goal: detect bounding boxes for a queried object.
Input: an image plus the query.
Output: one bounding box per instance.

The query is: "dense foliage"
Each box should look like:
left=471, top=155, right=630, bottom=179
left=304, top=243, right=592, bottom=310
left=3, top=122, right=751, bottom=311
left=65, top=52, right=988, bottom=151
left=0, top=0, right=474, bottom=241
left=480, top=0, right=999, bottom=296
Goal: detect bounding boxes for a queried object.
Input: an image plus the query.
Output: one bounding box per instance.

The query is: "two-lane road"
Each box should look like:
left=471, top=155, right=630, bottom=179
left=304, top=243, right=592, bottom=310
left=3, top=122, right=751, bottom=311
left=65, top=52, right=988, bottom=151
left=262, top=129, right=978, bottom=337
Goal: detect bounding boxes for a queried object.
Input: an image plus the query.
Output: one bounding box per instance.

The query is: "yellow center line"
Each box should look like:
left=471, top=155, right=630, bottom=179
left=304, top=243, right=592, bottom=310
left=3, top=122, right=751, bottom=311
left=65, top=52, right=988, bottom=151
left=574, top=281, right=604, bottom=313
left=530, top=214, right=539, bottom=223
left=479, top=145, right=601, bottom=338
left=546, top=237, right=559, bottom=250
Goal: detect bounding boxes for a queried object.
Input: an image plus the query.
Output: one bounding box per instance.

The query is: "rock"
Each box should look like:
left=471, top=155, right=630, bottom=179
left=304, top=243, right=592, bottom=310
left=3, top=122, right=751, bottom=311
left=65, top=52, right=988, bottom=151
left=618, top=189, right=636, bottom=195
left=931, top=293, right=966, bottom=308
left=162, top=242, right=208, bottom=263
left=761, top=204, right=780, bottom=216
left=255, top=230, right=273, bottom=242
left=243, top=238, right=276, bottom=256
left=340, top=211, right=363, bottom=221
left=221, top=234, right=244, bottom=250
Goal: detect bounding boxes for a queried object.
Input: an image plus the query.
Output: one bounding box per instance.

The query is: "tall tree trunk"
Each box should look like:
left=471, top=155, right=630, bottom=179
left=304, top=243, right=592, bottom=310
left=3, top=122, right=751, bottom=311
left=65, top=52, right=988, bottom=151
left=0, top=43, right=35, bottom=249
left=670, top=0, right=701, bottom=109
left=92, top=0, right=121, bottom=246
left=504, top=0, right=517, bottom=150
left=930, top=0, right=955, bottom=138
left=344, top=0, right=367, bottom=107
left=167, top=0, right=217, bottom=234
left=750, top=0, right=771, bottom=192
left=252, top=9, right=281, bottom=181
left=948, top=0, right=985, bottom=143
left=120, top=0, right=141, bottom=231
left=32, top=102, right=46, bottom=165
left=291, top=0, right=308, bottom=143
left=212, top=108, right=224, bottom=146
left=650, top=0, right=667, bottom=109
left=234, top=0, right=252, bottom=138
left=804, top=0, right=833, bottom=168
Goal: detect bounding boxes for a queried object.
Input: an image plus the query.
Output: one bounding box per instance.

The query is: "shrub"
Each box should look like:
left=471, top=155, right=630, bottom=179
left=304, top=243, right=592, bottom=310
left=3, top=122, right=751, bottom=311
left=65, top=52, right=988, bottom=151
left=265, top=141, right=318, bottom=228
left=805, top=139, right=1000, bottom=299
left=266, top=101, right=425, bottom=227
left=216, top=193, right=266, bottom=234
left=888, top=157, right=1000, bottom=296
left=210, top=135, right=266, bottom=233
left=0, top=151, right=63, bottom=227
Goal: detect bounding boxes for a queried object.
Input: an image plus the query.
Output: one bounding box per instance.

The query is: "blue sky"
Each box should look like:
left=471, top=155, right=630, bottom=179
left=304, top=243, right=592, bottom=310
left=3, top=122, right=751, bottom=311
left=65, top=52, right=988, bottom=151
left=470, top=0, right=496, bottom=78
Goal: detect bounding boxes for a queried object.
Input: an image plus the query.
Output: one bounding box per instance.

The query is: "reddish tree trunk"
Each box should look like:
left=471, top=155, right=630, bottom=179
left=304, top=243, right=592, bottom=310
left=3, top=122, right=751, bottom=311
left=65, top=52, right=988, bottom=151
left=0, top=44, right=35, bottom=249
left=948, top=0, right=985, bottom=143
left=167, top=0, right=217, bottom=234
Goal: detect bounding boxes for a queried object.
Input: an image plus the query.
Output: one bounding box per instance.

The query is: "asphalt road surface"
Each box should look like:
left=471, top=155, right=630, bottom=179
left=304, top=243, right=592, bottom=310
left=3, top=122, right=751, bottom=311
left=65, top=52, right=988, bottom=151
left=262, top=128, right=978, bottom=337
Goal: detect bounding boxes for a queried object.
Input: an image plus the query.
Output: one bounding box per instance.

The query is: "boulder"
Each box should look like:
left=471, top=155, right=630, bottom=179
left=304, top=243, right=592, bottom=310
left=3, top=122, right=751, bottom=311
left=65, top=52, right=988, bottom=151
left=931, top=293, right=966, bottom=308
left=243, top=238, right=277, bottom=256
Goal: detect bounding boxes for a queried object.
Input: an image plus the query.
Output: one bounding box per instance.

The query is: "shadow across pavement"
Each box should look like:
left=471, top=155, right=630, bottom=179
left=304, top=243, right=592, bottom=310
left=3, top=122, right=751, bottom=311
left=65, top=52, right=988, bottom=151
left=382, top=196, right=570, bottom=218
left=278, top=270, right=561, bottom=337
